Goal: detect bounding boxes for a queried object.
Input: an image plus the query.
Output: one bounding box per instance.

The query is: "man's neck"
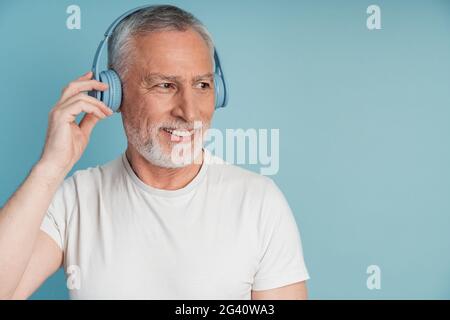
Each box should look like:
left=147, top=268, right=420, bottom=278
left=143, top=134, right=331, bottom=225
left=125, top=145, right=204, bottom=190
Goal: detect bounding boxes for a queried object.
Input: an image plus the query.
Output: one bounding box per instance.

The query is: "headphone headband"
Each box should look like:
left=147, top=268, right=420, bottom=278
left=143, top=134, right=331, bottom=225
left=104, top=5, right=152, bottom=37
left=92, top=5, right=151, bottom=81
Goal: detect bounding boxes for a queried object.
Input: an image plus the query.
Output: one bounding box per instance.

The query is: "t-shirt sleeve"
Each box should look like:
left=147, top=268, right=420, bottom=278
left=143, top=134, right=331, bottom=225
left=252, top=179, right=310, bottom=291
left=39, top=177, right=74, bottom=251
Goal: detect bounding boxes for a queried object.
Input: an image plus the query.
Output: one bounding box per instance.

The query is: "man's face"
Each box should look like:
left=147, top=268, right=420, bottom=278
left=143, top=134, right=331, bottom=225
left=120, top=29, right=215, bottom=168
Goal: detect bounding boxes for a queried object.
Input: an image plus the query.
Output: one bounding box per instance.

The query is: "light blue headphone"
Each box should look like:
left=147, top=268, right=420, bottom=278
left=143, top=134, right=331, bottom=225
left=88, top=5, right=228, bottom=112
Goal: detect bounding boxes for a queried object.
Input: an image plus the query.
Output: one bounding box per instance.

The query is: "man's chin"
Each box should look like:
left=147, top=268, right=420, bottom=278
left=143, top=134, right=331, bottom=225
left=140, top=142, right=199, bottom=168
left=167, top=145, right=203, bottom=167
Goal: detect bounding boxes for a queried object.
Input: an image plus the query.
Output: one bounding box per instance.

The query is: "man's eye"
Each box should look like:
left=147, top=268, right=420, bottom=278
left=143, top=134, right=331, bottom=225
left=156, top=83, right=173, bottom=89
left=196, top=82, right=211, bottom=89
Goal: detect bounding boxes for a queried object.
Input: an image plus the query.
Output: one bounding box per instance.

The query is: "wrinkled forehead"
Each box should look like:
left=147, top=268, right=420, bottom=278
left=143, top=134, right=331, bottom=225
left=130, top=29, right=214, bottom=76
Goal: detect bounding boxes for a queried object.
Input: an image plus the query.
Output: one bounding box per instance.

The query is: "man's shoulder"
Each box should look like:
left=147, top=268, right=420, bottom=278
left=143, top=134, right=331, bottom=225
left=206, top=152, right=289, bottom=218
left=65, top=153, right=124, bottom=186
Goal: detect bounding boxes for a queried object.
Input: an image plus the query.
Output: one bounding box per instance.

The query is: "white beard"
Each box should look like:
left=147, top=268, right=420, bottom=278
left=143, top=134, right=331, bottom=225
left=124, top=119, right=207, bottom=168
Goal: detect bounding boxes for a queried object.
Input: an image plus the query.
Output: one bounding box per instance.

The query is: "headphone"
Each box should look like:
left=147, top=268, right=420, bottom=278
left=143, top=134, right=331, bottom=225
left=88, top=5, right=229, bottom=112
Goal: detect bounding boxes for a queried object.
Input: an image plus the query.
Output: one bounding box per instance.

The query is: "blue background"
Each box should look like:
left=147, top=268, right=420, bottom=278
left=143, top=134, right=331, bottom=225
left=1, top=0, right=450, bottom=299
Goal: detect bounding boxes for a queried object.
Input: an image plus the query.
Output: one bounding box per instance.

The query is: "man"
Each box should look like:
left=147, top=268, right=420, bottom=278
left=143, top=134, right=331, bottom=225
left=0, top=5, right=309, bottom=299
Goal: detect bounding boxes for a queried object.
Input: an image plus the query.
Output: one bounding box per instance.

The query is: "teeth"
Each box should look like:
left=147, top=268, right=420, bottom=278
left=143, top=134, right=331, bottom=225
left=172, top=130, right=192, bottom=137
left=162, top=128, right=193, bottom=137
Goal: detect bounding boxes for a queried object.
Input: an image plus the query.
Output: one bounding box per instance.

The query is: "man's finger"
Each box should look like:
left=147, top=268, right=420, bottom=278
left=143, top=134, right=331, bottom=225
left=76, top=71, right=93, bottom=81
left=79, top=112, right=100, bottom=138
left=59, top=80, right=108, bottom=103
left=59, top=92, right=113, bottom=117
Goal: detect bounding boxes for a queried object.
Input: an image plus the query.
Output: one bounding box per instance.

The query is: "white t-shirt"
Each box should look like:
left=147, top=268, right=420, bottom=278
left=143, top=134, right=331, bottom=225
left=40, top=149, right=309, bottom=299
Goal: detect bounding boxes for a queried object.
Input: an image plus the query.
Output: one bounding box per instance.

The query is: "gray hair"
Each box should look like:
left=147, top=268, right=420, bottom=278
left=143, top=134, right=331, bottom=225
left=107, top=4, right=215, bottom=79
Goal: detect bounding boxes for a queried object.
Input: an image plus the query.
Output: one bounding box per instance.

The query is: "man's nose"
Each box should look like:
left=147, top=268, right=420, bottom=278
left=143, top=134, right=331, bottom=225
left=171, top=87, right=198, bottom=123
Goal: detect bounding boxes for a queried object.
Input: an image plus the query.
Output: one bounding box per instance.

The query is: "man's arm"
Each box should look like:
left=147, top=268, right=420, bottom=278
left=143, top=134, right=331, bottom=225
left=0, top=71, right=112, bottom=299
left=251, top=281, right=308, bottom=300
left=9, top=231, right=63, bottom=299
left=0, top=161, right=67, bottom=299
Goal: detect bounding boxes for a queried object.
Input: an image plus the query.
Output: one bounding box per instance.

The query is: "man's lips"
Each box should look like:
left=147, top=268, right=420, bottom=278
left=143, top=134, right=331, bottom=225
left=160, top=127, right=196, bottom=142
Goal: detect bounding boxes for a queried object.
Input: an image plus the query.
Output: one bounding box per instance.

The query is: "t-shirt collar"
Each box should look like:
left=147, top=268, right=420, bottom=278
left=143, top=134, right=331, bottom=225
left=121, top=148, right=210, bottom=197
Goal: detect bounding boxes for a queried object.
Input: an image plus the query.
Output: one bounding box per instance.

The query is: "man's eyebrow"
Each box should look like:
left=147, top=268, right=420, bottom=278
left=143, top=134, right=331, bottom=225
left=141, top=73, right=180, bottom=84
left=140, top=72, right=214, bottom=84
left=192, top=73, right=214, bottom=83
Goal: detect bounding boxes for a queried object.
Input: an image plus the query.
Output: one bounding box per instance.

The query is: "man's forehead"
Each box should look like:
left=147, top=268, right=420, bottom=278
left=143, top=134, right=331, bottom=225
left=133, top=30, right=211, bottom=58
left=133, top=30, right=212, bottom=61
left=131, top=31, right=214, bottom=82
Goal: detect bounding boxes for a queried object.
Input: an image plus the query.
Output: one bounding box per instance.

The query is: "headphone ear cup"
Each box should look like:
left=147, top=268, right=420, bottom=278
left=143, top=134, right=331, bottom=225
left=99, top=70, right=122, bottom=112
left=214, top=73, right=225, bottom=109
